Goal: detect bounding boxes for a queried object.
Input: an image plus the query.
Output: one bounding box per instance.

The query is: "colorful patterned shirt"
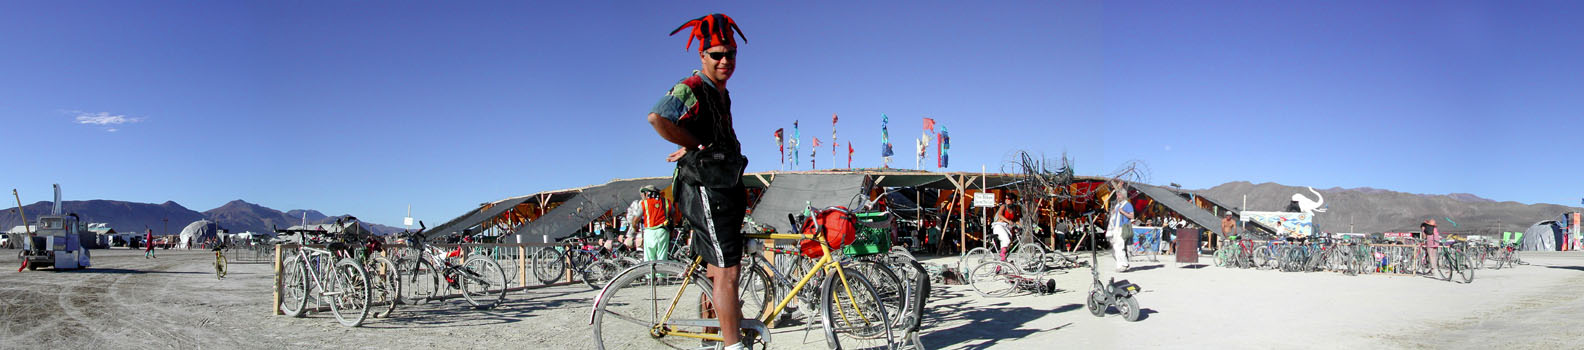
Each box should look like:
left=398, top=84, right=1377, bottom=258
left=650, top=70, right=740, bottom=154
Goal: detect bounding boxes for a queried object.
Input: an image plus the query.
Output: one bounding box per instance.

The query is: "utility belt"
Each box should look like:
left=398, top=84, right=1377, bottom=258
left=676, top=148, right=747, bottom=188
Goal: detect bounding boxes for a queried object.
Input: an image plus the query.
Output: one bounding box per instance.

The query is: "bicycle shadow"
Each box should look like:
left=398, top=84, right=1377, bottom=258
left=56, top=268, right=208, bottom=275
left=360, top=285, right=598, bottom=329
left=1121, top=265, right=1165, bottom=272
left=1541, top=265, right=1584, bottom=273
left=918, top=285, right=1082, bottom=349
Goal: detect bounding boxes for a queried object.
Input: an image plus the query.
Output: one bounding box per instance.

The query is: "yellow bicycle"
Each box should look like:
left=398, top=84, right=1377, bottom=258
left=590, top=208, right=894, bottom=349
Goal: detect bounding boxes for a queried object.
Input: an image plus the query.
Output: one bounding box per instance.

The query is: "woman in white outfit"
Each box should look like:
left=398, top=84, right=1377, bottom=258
left=1108, top=186, right=1136, bottom=272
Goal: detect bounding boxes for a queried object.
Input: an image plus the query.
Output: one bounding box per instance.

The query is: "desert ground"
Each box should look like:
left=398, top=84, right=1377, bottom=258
left=3, top=247, right=1582, bottom=349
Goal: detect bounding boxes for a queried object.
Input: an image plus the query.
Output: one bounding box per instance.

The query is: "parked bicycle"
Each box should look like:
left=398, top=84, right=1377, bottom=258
left=395, top=222, right=509, bottom=309
left=590, top=205, right=895, bottom=350
left=278, top=238, right=372, bottom=327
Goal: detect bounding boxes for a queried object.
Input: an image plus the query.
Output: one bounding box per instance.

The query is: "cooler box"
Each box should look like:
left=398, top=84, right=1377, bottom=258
left=1175, top=227, right=1199, bottom=263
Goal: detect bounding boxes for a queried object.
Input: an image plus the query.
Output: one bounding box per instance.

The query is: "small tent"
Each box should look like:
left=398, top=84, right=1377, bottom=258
left=1522, top=220, right=1562, bottom=251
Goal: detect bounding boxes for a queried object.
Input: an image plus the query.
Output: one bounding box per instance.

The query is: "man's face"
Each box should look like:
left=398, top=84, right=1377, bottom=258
left=700, top=45, right=736, bottom=83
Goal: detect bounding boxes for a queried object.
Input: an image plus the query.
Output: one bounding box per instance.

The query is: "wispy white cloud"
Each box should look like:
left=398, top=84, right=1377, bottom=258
left=74, top=112, right=142, bottom=125
left=62, top=110, right=144, bottom=132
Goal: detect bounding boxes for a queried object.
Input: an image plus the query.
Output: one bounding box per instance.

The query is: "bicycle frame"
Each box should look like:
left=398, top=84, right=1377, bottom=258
left=593, top=232, right=870, bottom=343
left=294, top=246, right=342, bottom=300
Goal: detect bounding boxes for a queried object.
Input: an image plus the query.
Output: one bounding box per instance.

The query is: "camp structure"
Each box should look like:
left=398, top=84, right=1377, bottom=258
left=179, top=220, right=225, bottom=249
left=424, top=169, right=1238, bottom=255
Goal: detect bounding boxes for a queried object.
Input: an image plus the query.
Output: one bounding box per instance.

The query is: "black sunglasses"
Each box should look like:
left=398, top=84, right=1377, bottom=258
left=707, top=50, right=737, bottom=60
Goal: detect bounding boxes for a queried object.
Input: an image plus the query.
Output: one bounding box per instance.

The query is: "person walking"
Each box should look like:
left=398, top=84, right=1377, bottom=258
left=646, top=13, right=751, bottom=350
left=144, top=227, right=156, bottom=259
left=1107, top=185, right=1135, bottom=272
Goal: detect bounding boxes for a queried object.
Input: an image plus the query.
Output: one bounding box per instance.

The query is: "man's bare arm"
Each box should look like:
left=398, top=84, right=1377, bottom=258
left=648, top=113, right=701, bottom=149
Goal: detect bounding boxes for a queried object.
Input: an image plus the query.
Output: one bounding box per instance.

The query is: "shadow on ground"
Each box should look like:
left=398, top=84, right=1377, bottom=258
left=919, top=286, right=1082, bottom=349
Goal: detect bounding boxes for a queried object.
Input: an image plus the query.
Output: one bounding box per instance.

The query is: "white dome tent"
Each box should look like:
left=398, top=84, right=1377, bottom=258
left=179, top=220, right=225, bottom=249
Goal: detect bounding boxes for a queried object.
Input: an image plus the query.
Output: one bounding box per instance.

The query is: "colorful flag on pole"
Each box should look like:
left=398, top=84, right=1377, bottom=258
left=880, top=114, right=893, bottom=158
left=792, top=121, right=800, bottom=169
left=847, top=142, right=853, bottom=169
left=812, top=137, right=821, bottom=169
left=938, top=127, right=950, bottom=168
left=831, top=113, right=838, bottom=170
left=774, top=128, right=784, bottom=166
left=916, top=137, right=926, bottom=170
left=922, top=117, right=935, bottom=131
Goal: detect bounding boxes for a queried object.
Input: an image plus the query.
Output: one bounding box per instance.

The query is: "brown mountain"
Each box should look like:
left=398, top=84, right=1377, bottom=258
left=1, top=200, right=205, bottom=234
left=2, top=199, right=403, bottom=236
left=1197, top=181, right=1582, bottom=235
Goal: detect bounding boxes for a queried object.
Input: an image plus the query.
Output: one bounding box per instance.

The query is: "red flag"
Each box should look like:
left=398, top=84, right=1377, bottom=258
left=774, top=128, right=785, bottom=164
left=813, top=137, right=821, bottom=148
left=922, top=117, right=936, bottom=131
left=847, top=142, right=853, bottom=168
left=832, top=113, right=839, bottom=125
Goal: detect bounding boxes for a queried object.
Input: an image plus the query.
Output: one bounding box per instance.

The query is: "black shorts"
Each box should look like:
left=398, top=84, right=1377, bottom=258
left=675, top=181, right=747, bottom=268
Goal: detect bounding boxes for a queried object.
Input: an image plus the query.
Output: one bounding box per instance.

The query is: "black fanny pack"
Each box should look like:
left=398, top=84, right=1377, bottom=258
left=677, top=149, right=747, bottom=188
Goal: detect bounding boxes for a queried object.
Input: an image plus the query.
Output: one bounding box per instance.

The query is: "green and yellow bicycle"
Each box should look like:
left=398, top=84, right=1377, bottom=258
left=590, top=206, right=895, bottom=349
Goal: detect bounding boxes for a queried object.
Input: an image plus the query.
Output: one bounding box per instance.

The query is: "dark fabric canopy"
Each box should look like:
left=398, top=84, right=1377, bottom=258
left=1130, top=183, right=1227, bottom=236
left=425, top=196, right=534, bottom=239
left=748, top=173, right=870, bottom=233
left=512, top=178, right=673, bottom=242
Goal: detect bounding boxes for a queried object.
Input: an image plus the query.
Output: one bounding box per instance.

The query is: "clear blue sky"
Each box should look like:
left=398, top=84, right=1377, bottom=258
left=2, top=1, right=1579, bottom=227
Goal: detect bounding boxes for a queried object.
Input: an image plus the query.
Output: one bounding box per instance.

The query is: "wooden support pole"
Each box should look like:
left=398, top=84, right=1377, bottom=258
left=519, top=246, right=528, bottom=288
left=272, top=244, right=283, bottom=315
left=959, top=175, right=968, bottom=256
left=565, top=249, right=574, bottom=283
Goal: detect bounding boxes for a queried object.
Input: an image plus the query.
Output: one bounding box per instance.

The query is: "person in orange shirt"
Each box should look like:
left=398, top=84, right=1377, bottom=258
left=637, top=185, right=671, bottom=262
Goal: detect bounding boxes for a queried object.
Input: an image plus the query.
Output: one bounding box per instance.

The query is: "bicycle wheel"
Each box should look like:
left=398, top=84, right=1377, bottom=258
left=1213, top=247, right=1231, bottom=267
left=739, top=260, right=777, bottom=323
left=279, top=253, right=309, bottom=317
left=531, top=247, right=566, bottom=285
left=1011, top=244, right=1046, bottom=274
left=1435, top=252, right=1453, bottom=281
left=853, top=260, right=910, bottom=331
left=400, top=258, right=439, bottom=305
left=591, top=261, right=714, bottom=350
left=1421, top=250, right=1437, bottom=276
left=460, top=257, right=508, bottom=308
left=886, top=258, right=929, bottom=332
left=1254, top=246, right=1275, bottom=270
left=820, top=268, right=895, bottom=350
left=329, top=258, right=371, bottom=327
left=368, top=256, right=401, bottom=318
left=959, top=247, right=993, bottom=277
left=1472, top=247, right=1488, bottom=270
left=216, top=253, right=228, bottom=279
left=1457, top=251, right=1475, bottom=283
left=581, top=259, right=622, bottom=290
left=1490, top=249, right=1508, bottom=270
left=1044, top=249, right=1079, bottom=269
left=969, top=261, right=1019, bottom=298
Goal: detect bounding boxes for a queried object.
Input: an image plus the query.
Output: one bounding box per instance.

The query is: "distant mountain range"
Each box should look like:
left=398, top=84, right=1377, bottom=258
left=1197, top=181, right=1582, bottom=235
left=0, top=199, right=404, bottom=236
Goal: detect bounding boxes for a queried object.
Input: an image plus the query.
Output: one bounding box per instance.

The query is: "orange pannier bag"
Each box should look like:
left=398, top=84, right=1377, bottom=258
left=799, top=207, right=858, bottom=259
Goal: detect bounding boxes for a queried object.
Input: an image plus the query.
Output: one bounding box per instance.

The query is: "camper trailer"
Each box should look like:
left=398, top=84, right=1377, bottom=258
left=17, top=215, right=91, bottom=270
